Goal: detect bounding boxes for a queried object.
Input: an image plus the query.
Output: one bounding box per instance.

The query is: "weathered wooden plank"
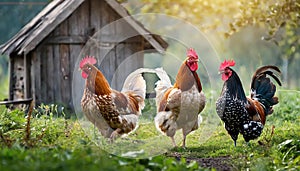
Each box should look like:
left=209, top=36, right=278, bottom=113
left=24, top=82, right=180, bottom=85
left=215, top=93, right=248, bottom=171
left=24, top=53, right=32, bottom=99
left=134, top=37, right=145, bottom=67
left=30, top=52, right=36, bottom=103
left=91, top=0, right=103, bottom=31
left=68, top=0, right=89, bottom=36
left=69, top=44, right=83, bottom=80
left=88, top=1, right=122, bottom=91
left=98, top=47, right=113, bottom=85
left=33, top=48, right=41, bottom=104
left=47, top=36, right=87, bottom=44
left=51, top=27, right=62, bottom=103
left=53, top=45, right=62, bottom=103
left=46, top=35, right=146, bottom=44
left=104, top=0, right=166, bottom=54
left=20, top=0, right=85, bottom=54
left=60, top=45, right=71, bottom=106
left=40, top=46, right=48, bottom=103
left=59, top=16, right=71, bottom=107
left=108, top=47, right=116, bottom=89
left=88, top=0, right=102, bottom=87
left=67, top=0, right=89, bottom=110
left=113, top=43, right=125, bottom=90
left=113, top=41, right=143, bottom=91
left=11, top=56, right=26, bottom=100
left=68, top=0, right=89, bottom=66
left=8, top=57, right=14, bottom=100
left=70, top=46, right=84, bottom=112
left=69, top=42, right=83, bottom=109
left=46, top=45, right=54, bottom=102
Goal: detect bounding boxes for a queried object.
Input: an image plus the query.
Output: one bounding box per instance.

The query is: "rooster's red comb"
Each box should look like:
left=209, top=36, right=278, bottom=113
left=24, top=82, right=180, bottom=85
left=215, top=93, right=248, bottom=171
left=219, top=59, right=235, bottom=70
left=187, top=48, right=198, bottom=59
left=80, top=56, right=97, bottom=68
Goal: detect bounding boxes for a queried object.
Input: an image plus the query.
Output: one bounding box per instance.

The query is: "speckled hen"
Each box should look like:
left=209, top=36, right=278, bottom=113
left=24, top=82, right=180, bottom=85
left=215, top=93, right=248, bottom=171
left=80, top=56, right=146, bottom=141
left=216, top=60, right=281, bottom=146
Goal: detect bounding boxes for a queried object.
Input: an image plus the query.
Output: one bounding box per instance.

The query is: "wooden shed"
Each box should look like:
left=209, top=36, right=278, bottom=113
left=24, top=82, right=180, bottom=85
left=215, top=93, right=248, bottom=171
left=0, top=0, right=167, bottom=111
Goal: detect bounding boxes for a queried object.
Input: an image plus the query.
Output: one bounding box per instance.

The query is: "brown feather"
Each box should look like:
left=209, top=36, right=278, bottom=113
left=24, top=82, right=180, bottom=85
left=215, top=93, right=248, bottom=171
left=192, top=71, right=202, bottom=92
left=86, top=65, right=111, bottom=95
left=253, top=100, right=266, bottom=125
left=111, top=91, right=141, bottom=115
left=158, top=88, right=173, bottom=112
left=159, top=60, right=202, bottom=112
left=246, top=97, right=266, bottom=125
left=112, top=91, right=129, bottom=109
left=174, top=60, right=197, bottom=91
left=127, top=94, right=140, bottom=113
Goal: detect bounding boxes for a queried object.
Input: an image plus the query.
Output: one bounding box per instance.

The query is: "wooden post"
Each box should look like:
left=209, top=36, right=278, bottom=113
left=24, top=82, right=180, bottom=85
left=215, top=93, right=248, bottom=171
left=30, top=52, right=36, bottom=104
left=8, top=56, right=13, bottom=101
left=24, top=53, right=31, bottom=99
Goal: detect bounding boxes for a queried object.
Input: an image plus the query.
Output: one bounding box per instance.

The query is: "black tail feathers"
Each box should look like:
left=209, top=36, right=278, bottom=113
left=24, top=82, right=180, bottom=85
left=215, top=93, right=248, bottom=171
left=250, top=66, right=282, bottom=114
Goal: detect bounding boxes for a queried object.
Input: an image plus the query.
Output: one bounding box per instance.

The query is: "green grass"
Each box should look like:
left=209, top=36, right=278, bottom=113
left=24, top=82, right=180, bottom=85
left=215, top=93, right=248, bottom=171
left=0, top=89, right=299, bottom=170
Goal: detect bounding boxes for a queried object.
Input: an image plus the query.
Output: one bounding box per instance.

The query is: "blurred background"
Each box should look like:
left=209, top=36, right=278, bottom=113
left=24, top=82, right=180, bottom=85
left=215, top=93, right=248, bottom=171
left=0, top=0, right=299, bottom=100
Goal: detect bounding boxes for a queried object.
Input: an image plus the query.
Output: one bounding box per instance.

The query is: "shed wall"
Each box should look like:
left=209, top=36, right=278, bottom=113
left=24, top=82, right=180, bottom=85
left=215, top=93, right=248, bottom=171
left=23, top=0, right=145, bottom=110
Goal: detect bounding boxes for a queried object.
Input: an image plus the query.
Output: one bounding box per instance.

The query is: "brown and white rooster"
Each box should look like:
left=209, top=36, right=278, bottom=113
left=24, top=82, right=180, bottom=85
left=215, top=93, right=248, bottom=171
left=80, top=56, right=146, bottom=140
left=154, top=48, right=206, bottom=148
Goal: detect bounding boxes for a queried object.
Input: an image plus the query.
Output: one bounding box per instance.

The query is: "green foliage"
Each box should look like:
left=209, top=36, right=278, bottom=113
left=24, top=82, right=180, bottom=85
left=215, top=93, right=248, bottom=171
left=0, top=91, right=299, bottom=170
left=0, top=109, right=25, bottom=133
left=227, top=0, right=300, bottom=88
left=228, top=0, right=300, bottom=39
left=32, top=103, right=69, bottom=118
left=123, top=0, right=243, bottom=35
left=275, top=139, right=300, bottom=170
left=0, top=104, right=206, bottom=170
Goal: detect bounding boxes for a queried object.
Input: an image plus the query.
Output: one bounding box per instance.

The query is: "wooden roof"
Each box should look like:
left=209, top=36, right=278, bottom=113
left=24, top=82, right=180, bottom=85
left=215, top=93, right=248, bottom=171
left=0, top=0, right=168, bottom=56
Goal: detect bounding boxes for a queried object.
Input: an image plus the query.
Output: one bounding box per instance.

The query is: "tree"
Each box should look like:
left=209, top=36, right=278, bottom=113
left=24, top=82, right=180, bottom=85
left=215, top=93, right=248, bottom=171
left=120, top=0, right=300, bottom=88
left=228, top=0, right=300, bottom=87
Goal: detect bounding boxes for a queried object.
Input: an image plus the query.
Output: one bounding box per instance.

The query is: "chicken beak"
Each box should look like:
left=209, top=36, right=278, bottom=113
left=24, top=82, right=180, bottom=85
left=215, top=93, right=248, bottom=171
left=218, top=70, right=224, bottom=74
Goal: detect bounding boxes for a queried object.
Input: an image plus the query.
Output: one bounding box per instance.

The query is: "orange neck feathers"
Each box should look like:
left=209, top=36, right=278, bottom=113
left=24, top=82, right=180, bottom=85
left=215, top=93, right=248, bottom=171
left=86, top=66, right=111, bottom=95
left=174, top=60, right=202, bottom=92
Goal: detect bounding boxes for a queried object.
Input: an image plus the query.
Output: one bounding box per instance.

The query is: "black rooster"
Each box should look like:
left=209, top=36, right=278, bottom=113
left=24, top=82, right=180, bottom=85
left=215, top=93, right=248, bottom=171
left=216, top=60, right=281, bottom=146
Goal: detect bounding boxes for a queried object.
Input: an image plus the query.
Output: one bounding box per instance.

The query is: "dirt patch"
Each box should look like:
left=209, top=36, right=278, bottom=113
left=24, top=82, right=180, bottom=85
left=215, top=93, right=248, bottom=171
left=171, top=152, right=233, bottom=171
left=186, top=156, right=233, bottom=171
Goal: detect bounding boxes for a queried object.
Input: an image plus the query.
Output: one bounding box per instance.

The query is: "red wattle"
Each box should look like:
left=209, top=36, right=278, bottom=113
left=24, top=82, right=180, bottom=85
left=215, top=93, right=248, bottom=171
left=189, top=63, right=198, bottom=71
left=222, top=73, right=231, bottom=81
left=82, top=72, right=88, bottom=79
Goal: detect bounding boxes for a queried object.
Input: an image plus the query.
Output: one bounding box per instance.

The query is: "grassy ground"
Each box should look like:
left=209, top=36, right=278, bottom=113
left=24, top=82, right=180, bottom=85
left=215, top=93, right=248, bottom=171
left=0, top=90, right=299, bottom=170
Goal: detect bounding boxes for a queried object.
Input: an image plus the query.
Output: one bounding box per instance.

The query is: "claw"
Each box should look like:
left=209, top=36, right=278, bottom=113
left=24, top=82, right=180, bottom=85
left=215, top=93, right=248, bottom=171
left=109, top=128, right=121, bottom=142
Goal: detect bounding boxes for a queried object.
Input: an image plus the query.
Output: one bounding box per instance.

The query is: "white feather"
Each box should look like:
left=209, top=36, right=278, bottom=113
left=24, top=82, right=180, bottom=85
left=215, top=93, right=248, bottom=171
left=154, top=111, right=177, bottom=137
left=121, top=68, right=147, bottom=99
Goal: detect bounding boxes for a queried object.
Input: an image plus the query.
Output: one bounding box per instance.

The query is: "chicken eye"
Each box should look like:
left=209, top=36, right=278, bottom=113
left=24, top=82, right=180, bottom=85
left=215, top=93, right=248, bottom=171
left=88, top=66, right=91, bottom=70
